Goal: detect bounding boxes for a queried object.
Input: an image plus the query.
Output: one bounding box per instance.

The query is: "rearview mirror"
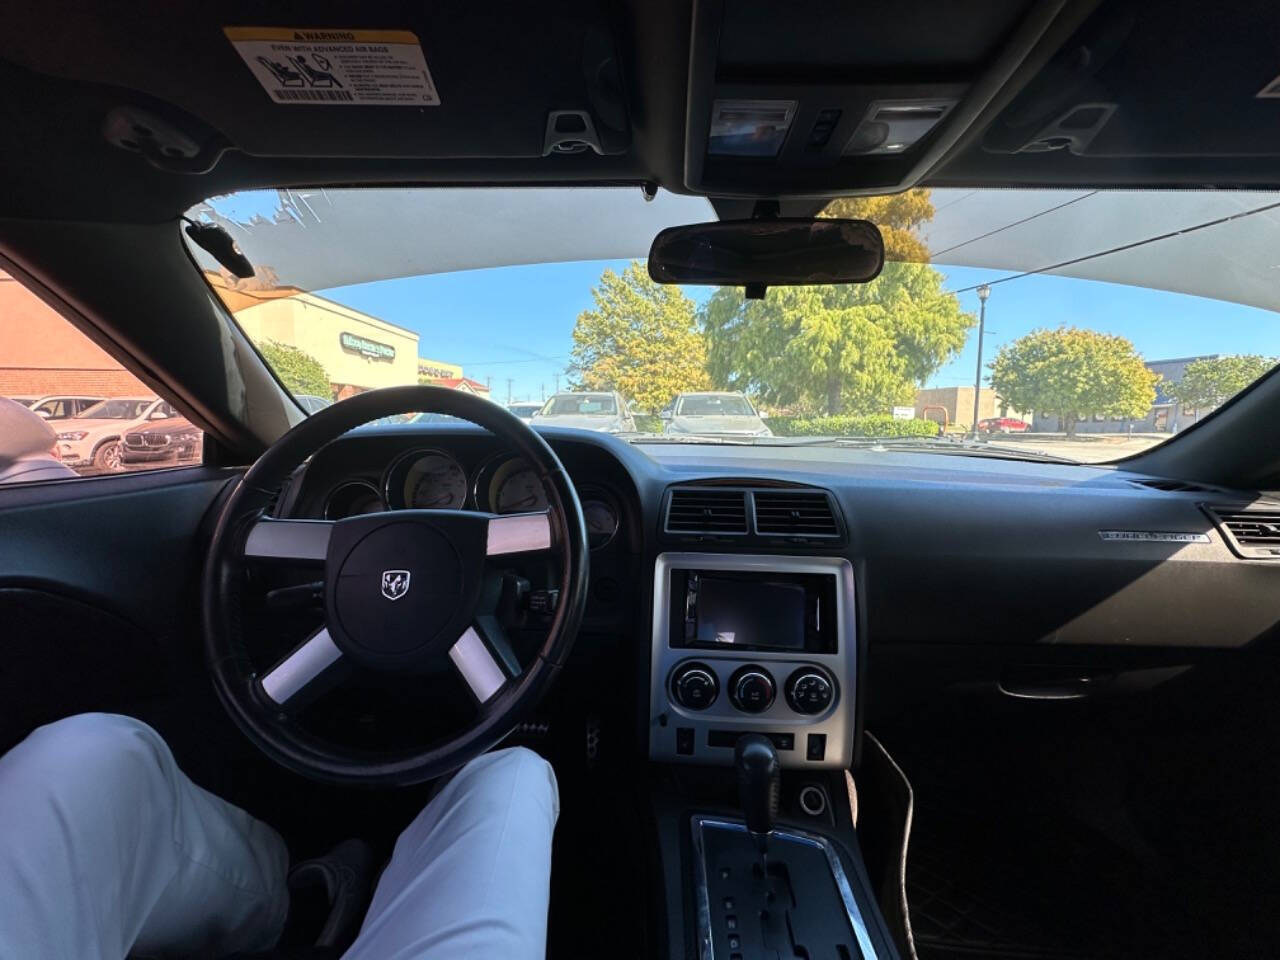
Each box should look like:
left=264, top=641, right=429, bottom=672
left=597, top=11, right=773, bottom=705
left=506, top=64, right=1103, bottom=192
left=647, top=218, right=884, bottom=295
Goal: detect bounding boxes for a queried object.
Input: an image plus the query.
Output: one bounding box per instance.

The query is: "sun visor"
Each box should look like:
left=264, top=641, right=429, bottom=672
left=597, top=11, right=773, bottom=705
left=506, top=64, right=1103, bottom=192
left=0, top=2, right=632, bottom=164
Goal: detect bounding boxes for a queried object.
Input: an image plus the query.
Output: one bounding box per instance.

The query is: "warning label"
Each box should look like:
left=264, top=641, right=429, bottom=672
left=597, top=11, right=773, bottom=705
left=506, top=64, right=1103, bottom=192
left=224, top=27, right=440, bottom=106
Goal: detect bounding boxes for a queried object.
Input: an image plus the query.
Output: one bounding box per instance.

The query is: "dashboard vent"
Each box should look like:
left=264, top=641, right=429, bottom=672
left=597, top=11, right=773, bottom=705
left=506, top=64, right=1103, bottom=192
left=665, top=489, right=748, bottom=535
left=1206, top=507, right=1280, bottom=559
left=753, top=490, right=840, bottom=537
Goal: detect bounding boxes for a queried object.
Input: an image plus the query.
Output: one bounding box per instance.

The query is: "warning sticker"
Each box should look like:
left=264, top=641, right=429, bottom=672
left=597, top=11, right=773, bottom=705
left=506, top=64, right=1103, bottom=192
left=224, top=27, right=440, bottom=106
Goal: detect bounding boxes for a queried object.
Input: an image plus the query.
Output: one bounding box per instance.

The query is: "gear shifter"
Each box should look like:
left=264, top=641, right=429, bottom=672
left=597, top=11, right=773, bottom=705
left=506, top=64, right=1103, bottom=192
left=735, top=734, right=781, bottom=858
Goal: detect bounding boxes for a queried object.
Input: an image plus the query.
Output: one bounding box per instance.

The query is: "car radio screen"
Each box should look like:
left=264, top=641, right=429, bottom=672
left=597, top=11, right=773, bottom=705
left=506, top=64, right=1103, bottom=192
left=694, top=576, right=806, bottom=649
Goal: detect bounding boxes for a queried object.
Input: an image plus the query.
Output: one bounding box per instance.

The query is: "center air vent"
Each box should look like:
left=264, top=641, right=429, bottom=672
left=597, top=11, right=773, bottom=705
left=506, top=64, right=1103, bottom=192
left=753, top=490, right=840, bottom=537
left=665, top=489, right=748, bottom=535
left=1206, top=506, right=1280, bottom=559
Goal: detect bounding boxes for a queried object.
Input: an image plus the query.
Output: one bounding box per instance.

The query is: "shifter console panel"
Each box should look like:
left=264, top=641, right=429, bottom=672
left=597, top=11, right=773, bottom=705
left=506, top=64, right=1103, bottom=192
left=649, top=553, right=856, bottom=769
left=692, top=817, right=881, bottom=959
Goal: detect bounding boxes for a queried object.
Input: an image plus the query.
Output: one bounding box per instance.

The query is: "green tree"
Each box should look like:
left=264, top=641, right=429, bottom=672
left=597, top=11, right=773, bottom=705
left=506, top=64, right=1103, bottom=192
left=1162, top=354, right=1275, bottom=418
left=821, top=189, right=934, bottom=263
left=569, top=261, right=710, bottom=412
left=702, top=262, right=972, bottom=416
left=988, top=327, right=1158, bottom=437
left=258, top=340, right=332, bottom=398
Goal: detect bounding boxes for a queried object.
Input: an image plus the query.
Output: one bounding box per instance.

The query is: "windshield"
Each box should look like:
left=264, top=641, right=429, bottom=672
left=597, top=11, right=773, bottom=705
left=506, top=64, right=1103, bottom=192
left=542, top=395, right=616, bottom=416
left=185, top=186, right=1280, bottom=464
left=78, top=399, right=152, bottom=420
left=678, top=395, right=754, bottom=417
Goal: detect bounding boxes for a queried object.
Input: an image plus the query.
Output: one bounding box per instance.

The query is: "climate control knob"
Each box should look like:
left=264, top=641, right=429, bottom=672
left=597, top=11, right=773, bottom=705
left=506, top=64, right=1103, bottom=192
left=671, top=662, right=719, bottom=711
left=729, top=665, right=776, bottom=714
left=785, top=666, right=836, bottom=715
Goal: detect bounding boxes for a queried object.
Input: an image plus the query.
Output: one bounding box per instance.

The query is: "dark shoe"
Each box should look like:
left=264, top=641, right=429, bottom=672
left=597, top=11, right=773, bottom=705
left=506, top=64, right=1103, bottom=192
left=282, top=838, right=376, bottom=952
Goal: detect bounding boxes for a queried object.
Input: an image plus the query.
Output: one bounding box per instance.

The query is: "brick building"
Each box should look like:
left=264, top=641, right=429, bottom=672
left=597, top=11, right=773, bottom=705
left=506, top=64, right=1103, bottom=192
left=0, top=272, right=147, bottom=399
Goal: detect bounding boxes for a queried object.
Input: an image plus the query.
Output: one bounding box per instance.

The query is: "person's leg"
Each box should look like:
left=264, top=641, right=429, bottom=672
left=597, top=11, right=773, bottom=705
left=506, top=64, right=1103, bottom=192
left=344, top=746, right=560, bottom=960
left=0, top=713, right=289, bottom=960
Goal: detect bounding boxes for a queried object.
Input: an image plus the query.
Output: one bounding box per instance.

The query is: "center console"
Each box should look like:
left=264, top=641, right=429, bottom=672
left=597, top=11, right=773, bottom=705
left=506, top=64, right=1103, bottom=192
left=649, top=552, right=857, bottom=768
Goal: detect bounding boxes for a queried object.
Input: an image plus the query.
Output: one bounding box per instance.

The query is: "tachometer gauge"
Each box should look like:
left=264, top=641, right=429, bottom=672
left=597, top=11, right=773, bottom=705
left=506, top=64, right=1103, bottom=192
left=492, top=461, right=548, bottom=514
left=403, top=451, right=467, bottom=509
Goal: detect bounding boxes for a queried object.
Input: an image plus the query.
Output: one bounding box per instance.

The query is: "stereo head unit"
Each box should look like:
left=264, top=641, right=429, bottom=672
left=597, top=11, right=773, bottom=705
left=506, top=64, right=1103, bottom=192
left=670, top=569, right=837, bottom=654
left=650, top=552, right=857, bottom=770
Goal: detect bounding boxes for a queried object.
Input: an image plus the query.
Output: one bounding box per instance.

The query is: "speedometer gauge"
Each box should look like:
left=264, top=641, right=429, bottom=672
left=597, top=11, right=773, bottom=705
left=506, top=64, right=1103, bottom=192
left=491, top=460, right=548, bottom=514
left=403, top=451, right=467, bottom=509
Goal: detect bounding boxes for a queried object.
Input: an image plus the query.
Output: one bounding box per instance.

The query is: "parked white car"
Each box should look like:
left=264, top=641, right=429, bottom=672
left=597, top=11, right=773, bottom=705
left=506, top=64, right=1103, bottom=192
left=661, top=391, right=772, bottom=438
left=532, top=392, right=636, bottom=433
left=55, top=396, right=176, bottom=472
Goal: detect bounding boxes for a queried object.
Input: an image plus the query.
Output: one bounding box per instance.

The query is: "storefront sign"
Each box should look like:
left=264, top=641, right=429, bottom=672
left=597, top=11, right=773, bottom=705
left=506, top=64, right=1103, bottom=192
left=340, top=332, right=395, bottom=361
left=418, top=363, right=457, bottom=378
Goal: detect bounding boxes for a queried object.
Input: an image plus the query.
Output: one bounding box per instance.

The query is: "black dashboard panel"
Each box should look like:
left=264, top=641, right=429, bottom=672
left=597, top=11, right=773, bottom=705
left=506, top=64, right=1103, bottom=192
left=284, top=425, right=1280, bottom=655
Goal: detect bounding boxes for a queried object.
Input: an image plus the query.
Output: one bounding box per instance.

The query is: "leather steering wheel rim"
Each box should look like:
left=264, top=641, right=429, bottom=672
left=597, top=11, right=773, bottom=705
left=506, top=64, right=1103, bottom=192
left=202, top=386, right=589, bottom=786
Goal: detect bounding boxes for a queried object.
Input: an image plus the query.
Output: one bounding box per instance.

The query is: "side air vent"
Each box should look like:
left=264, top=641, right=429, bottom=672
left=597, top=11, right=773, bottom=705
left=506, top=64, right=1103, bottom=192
left=1206, top=507, right=1280, bottom=559
left=753, top=490, right=840, bottom=537
left=665, top=489, right=748, bottom=535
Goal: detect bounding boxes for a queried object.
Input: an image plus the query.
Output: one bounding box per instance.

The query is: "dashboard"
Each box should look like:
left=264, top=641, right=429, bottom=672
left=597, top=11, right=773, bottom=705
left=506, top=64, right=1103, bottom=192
left=280, top=422, right=1280, bottom=767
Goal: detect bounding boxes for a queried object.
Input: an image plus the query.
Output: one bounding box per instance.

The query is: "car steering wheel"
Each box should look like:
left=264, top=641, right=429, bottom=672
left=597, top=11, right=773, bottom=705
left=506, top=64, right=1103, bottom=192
left=202, top=386, right=588, bottom=785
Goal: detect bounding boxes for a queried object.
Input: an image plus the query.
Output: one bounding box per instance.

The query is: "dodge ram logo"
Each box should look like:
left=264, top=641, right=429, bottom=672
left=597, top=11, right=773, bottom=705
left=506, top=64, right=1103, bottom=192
left=380, top=570, right=411, bottom=601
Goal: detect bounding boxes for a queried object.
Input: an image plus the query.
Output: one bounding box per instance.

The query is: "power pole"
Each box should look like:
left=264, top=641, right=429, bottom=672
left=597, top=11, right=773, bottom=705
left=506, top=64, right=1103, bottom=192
left=541, top=383, right=546, bottom=401
left=506, top=378, right=514, bottom=404
left=970, top=284, right=991, bottom=439
left=554, top=373, right=561, bottom=394
left=485, top=375, right=492, bottom=392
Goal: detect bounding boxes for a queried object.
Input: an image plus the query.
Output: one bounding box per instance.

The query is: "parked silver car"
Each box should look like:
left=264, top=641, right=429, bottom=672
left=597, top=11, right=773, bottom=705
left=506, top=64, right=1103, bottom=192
left=507, top=402, right=543, bottom=422
left=661, top=391, right=772, bottom=438
left=532, top=392, right=635, bottom=433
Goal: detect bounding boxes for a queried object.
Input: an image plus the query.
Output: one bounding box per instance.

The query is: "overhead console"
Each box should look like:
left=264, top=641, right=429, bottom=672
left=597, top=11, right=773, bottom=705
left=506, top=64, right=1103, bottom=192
left=683, top=0, right=1097, bottom=197
left=649, top=552, right=857, bottom=769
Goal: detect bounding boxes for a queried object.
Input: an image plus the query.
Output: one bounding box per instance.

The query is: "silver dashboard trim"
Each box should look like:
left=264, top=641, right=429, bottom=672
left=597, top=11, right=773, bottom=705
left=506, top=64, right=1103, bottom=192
left=650, top=552, right=857, bottom=769
left=690, top=816, right=880, bottom=960
left=1097, top=529, right=1211, bottom=543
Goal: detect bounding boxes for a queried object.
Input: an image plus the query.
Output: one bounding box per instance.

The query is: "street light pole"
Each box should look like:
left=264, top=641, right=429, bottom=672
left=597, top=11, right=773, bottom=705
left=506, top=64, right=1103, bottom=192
left=970, top=283, right=991, bottom=439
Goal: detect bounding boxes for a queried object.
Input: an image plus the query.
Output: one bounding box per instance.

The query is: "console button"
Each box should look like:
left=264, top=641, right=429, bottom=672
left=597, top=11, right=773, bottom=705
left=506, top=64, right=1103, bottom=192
left=671, top=662, right=719, bottom=710
left=786, top=667, right=836, bottom=715
left=729, top=665, right=776, bottom=714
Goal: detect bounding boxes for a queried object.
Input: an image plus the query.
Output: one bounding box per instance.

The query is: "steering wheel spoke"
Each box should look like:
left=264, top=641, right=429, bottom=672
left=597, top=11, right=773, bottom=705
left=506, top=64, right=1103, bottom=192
left=449, top=617, right=521, bottom=704
left=244, top=517, right=333, bottom=563
left=258, top=625, right=344, bottom=707
left=486, top=511, right=552, bottom=556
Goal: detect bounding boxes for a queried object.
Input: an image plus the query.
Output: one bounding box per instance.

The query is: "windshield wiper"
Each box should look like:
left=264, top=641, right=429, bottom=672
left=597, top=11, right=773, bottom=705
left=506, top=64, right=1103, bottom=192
left=776, top=434, right=1079, bottom=464
left=629, top=434, right=757, bottom=445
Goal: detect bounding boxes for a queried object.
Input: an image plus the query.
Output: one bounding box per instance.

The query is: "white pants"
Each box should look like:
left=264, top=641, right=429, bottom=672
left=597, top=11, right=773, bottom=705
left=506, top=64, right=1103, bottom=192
left=0, top=714, right=559, bottom=959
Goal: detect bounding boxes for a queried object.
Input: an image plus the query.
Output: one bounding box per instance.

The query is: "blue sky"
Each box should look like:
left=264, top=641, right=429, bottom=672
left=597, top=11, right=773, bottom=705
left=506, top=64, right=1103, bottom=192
left=324, top=260, right=1280, bottom=405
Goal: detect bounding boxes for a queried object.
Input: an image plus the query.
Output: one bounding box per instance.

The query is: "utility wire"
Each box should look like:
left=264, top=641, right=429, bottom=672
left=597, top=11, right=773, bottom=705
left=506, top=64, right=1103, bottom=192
left=929, top=191, right=1098, bottom=258
left=946, top=198, right=1280, bottom=296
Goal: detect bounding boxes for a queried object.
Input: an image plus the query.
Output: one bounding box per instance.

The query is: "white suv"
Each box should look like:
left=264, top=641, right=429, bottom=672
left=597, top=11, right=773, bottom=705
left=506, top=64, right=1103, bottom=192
left=8, top=395, right=103, bottom=421
left=55, top=396, right=175, bottom=472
